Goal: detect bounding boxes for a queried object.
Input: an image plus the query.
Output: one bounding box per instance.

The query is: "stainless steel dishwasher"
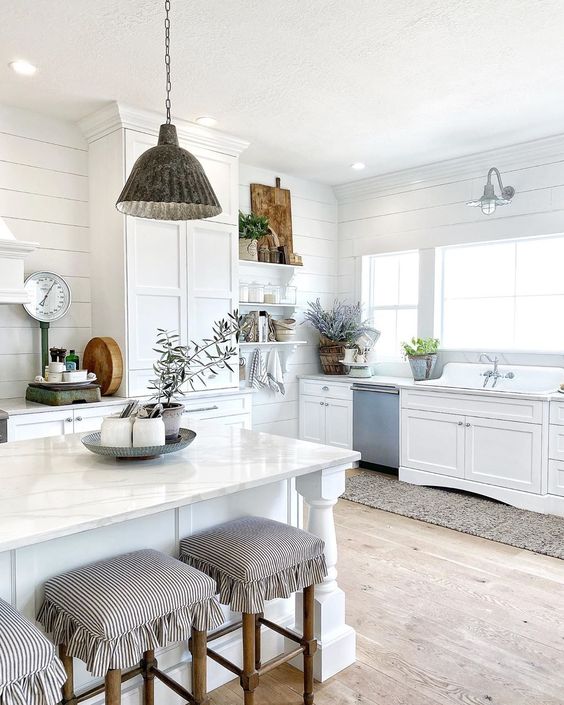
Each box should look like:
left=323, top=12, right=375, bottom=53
left=352, top=383, right=399, bottom=471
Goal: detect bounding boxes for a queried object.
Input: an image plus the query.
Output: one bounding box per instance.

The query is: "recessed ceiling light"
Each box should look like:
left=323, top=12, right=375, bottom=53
left=351, top=162, right=366, bottom=171
left=195, top=116, right=218, bottom=127
left=9, top=60, right=37, bottom=76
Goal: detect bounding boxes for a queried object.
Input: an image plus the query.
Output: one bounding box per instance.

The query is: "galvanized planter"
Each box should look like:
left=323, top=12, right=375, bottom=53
left=407, top=354, right=437, bottom=381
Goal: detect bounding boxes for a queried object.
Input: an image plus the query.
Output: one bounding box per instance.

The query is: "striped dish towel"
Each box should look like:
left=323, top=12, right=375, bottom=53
left=248, top=348, right=268, bottom=390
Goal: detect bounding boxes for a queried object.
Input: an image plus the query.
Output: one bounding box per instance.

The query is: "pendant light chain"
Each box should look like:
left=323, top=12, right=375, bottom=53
left=164, top=0, right=172, bottom=124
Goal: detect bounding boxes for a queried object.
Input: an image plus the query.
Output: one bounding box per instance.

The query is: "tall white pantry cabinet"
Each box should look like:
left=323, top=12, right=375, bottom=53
left=81, top=104, right=249, bottom=397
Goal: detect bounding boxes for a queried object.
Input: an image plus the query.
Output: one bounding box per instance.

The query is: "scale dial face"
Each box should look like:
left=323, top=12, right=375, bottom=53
left=23, top=271, right=71, bottom=322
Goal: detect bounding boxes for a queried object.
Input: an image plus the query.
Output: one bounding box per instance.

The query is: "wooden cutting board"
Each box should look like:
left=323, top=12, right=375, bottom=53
left=250, top=177, right=294, bottom=254
left=83, top=337, right=123, bottom=395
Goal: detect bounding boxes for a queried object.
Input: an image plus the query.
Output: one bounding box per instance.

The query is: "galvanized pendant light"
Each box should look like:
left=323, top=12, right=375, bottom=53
left=116, top=0, right=222, bottom=221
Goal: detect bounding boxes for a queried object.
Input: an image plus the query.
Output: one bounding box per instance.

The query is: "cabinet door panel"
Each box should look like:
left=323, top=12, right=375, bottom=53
left=325, top=399, right=352, bottom=450
left=465, top=417, right=542, bottom=493
left=401, top=409, right=465, bottom=477
left=187, top=221, right=237, bottom=390
left=8, top=411, right=73, bottom=441
left=299, top=396, right=326, bottom=444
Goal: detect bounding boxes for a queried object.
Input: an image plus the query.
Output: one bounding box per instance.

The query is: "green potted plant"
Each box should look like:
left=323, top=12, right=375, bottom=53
left=303, top=299, right=377, bottom=375
left=239, top=210, right=269, bottom=262
left=147, top=312, right=240, bottom=439
left=401, top=337, right=440, bottom=380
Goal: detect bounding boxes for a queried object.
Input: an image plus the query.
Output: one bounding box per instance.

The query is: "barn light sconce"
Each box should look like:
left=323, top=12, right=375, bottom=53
left=466, top=167, right=515, bottom=215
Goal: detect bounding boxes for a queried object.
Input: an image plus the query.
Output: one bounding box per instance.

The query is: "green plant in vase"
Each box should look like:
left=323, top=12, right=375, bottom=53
left=238, top=210, right=269, bottom=261
left=401, top=337, right=440, bottom=380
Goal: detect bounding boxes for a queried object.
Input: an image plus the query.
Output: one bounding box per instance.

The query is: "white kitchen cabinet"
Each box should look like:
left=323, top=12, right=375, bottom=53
left=465, top=417, right=542, bottom=492
left=82, top=103, right=248, bottom=398
left=7, top=403, right=127, bottom=442
left=401, top=409, right=465, bottom=478
left=298, top=380, right=353, bottom=449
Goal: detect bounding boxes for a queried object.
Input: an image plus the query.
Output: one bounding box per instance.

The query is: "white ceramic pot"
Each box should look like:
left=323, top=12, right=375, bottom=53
left=101, top=416, right=133, bottom=447
left=343, top=348, right=356, bottom=364
left=62, top=369, right=88, bottom=382
left=48, top=361, right=65, bottom=374
left=132, top=417, right=166, bottom=447
left=239, top=239, right=258, bottom=262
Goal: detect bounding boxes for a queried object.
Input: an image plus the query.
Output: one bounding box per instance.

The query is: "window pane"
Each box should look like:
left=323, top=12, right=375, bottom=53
left=370, top=309, right=397, bottom=358
left=515, top=295, right=564, bottom=350
left=442, top=298, right=514, bottom=349
left=443, top=241, right=515, bottom=299
left=397, top=308, right=418, bottom=350
left=516, top=237, right=564, bottom=296
left=370, top=256, right=399, bottom=306
left=398, top=251, right=419, bottom=305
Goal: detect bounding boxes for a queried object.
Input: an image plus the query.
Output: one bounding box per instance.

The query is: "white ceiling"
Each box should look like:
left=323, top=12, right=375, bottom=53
left=2, top=0, right=564, bottom=184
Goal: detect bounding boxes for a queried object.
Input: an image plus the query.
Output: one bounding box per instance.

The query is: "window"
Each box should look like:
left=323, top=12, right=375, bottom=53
left=362, top=251, right=419, bottom=359
left=437, top=234, right=564, bottom=351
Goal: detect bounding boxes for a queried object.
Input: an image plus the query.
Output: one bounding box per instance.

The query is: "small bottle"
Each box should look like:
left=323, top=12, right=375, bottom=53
left=65, top=349, right=79, bottom=371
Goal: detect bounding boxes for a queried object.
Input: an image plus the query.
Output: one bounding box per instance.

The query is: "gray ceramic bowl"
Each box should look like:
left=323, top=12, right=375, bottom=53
left=81, top=427, right=196, bottom=460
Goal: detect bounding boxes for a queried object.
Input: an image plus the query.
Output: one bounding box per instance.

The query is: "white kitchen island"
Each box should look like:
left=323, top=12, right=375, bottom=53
left=0, top=423, right=359, bottom=703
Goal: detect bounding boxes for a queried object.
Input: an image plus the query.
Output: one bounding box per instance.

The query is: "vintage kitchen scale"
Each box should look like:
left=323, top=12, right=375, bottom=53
left=22, top=271, right=102, bottom=405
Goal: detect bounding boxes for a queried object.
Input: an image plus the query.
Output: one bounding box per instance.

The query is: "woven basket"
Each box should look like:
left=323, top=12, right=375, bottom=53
left=319, top=342, right=347, bottom=375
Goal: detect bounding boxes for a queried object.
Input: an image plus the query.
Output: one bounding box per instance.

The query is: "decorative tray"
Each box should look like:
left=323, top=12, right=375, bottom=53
left=81, top=428, right=197, bottom=460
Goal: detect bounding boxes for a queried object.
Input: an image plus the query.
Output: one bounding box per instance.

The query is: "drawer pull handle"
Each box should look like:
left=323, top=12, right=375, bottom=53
left=185, top=405, right=220, bottom=413
left=75, top=416, right=83, bottom=422
left=466, top=422, right=471, bottom=427
left=66, top=417, right=72, bottom=423
left=458, top=421, right=463, bottom=426
left=322, top=386, right=329, bottom=391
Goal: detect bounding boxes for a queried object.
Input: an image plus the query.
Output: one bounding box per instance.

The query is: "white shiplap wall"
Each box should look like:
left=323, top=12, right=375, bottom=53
left=239, top=164, right=338, bottom=438
left=335, top=134, right=564, bottom=370
left=0, top=105, right=90, bottom=398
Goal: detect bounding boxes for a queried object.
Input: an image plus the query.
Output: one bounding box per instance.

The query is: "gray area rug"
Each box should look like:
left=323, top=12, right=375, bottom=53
left=343, top=471, right=564, bottom=559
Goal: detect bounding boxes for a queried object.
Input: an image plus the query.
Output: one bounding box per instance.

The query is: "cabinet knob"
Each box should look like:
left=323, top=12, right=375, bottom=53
left=466, top=422, right=471, bottom=427
left=325, top=402, right=329, bottom=406
left=66, top=417, right=72, bottom=423
left=320, top=401, right=324, bottom=406
left=458, top=421, right=463, bottom=426
left=322, top=386, right=329, bottom=391
left=75, top=416, right=83, bottom=422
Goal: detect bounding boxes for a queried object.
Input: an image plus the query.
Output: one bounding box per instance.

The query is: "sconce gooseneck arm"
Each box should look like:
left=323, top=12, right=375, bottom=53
left=487, top=167, right=505, bottom=192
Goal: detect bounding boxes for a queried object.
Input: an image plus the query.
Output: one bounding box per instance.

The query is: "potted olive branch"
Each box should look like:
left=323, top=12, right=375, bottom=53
left=401, top=337, right=440, bottom=380
left=147, top=311, right=240, bottom=439
left=239, top=210, right=269, bottom=262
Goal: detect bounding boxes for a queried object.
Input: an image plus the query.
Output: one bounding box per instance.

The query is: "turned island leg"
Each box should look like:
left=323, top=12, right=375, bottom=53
left=295, top=464, right=356, bottom=682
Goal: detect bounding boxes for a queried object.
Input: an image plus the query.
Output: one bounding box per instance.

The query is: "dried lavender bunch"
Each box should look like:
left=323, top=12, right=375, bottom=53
left=303, top=299, right=370, bottom=345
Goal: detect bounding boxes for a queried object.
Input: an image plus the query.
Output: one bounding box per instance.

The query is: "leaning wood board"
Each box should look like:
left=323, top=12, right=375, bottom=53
left=83, top=337, right=123, bottom=395
left=251, top=177, right=294, bottom=254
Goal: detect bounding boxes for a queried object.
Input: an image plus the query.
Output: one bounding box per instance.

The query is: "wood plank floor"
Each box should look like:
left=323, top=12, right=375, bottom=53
left=209, top=487, right=564, bottom=705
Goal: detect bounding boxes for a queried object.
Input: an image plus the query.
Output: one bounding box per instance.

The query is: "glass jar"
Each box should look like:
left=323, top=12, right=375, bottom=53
left=264, top=284, right=280, bottom=304
left=239, top=282, right=249, bottom=302
left=269, top=247, right=281, bottom=264
left=248, top=282, right=264, bottom=303
left=258, top=246, right=270, bottom=263
left=280, top=285, right=297, bottom=305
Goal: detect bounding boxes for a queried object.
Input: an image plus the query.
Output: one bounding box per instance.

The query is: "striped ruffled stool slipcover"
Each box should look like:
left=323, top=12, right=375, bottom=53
left=38, top=549, right=224, bottom=705
left=0, top=598, right=66, bottom=705
left=180, top=516, right=327, bottom=705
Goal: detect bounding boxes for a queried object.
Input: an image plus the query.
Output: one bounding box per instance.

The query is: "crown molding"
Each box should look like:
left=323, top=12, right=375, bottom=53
left=0, top=239, right=38, bottom=258
left=333, top=132, right=564, bottom=203
left=79, top=102, right=250, bottom=157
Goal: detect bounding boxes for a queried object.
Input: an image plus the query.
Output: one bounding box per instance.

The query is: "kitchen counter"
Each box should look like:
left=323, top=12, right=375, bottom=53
left=0, top=425, right=358, bottom=690
left=0, top=387, right=253, bottom=416
left=299, top=373, right=564, bottom=401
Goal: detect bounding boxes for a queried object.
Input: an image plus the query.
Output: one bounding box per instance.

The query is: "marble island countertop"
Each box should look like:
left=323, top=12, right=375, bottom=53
left=0, top=424, right=360, bottom=552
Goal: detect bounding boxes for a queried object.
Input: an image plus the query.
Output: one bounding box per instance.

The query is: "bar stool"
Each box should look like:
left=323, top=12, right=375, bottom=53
left=37, top=549, right=224, bottom=705
left=0, top=597, right=66, bottom=705
left=179, top=517, right=327, bottom=705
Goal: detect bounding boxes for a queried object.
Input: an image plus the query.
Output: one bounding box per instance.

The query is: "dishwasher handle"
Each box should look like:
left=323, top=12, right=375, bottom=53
left=351, top=384, right=399, bottom=394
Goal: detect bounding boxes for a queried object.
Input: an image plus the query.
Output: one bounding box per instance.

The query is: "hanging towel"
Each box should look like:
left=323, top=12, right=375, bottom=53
left=266, top=350, right=285, bottom=395
left=248, top=348, right=268, bottom=390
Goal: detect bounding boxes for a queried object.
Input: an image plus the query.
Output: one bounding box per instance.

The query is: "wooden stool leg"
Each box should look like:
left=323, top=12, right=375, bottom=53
left=59, top=644, right=76, bottom=705
left=254, top=612, right=263, bottom=670
left=241, top=612, right=258, bottom=705
left=105, top=668, right=122, bottom=705
left=303, top=585, right=316, bottom=705
left=191, top=627, right=208, bottom=705
left=142, top=649, right=155, bottom=705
